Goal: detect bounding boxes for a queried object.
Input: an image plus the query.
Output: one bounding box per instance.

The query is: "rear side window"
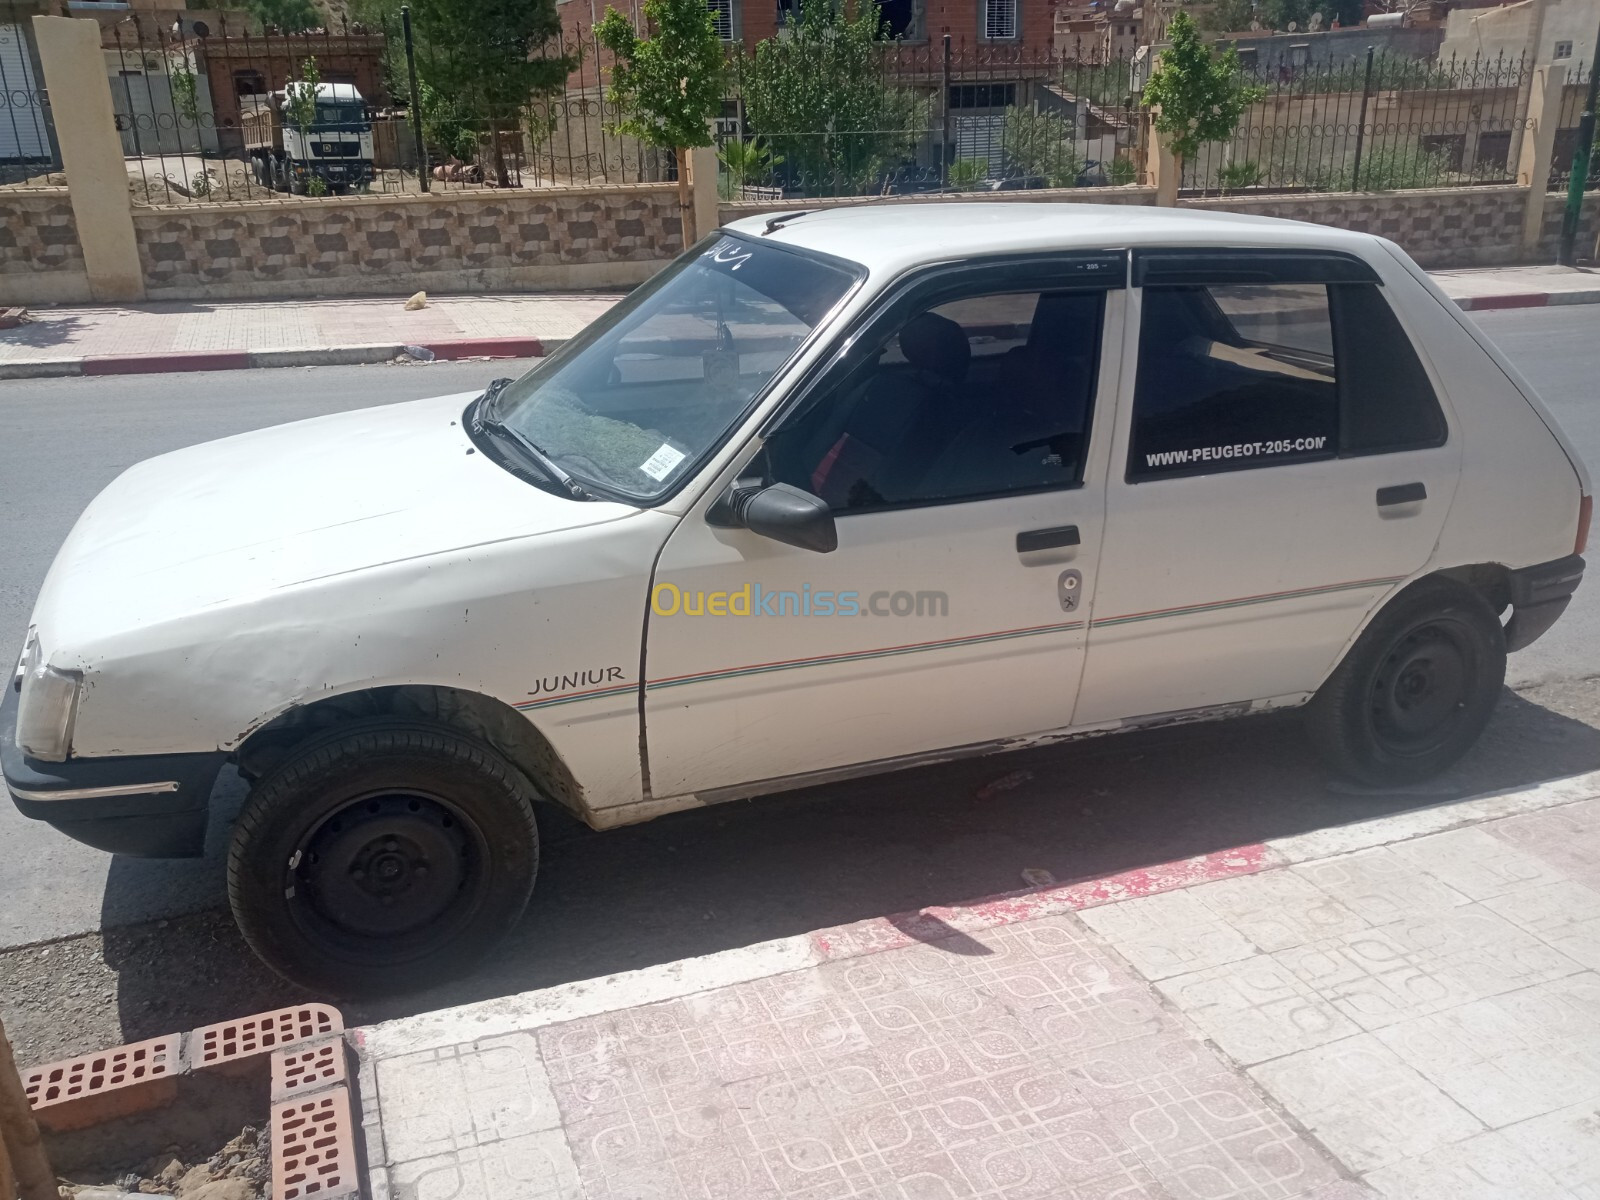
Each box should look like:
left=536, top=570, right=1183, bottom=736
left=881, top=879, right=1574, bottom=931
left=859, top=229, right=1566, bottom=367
left=1129, top=283, right=1337, bottom=480
left=1332, top=283, right=1446, bottom=455
left=1128, top=279, right=1445, bottom=481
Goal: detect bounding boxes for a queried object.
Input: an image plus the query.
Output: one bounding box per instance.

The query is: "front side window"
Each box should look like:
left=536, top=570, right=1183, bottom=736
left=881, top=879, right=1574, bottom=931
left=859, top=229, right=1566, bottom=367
left=493, top=236, right=861, bottom=502
left=769, top=288, right=1105, bottom=512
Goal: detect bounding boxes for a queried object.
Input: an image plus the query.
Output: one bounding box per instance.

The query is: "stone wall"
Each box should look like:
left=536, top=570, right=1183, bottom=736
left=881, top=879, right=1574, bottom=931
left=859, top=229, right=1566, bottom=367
left=131, top=185, right=684, bottom=301
left=1538, top=193, right=1600, bottom=262
left=0, top=189, right=92, bottom=304
left=1178, top=185, right=1530, bottom=269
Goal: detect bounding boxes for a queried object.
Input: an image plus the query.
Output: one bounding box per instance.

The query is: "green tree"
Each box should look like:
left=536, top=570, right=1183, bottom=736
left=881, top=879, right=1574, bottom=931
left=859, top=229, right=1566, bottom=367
left=242, top=0, right=322, bottom=33
left=597, top=0, right=725, bottom=240
left=739, top=0, right=918, bottom=196
left=406, top=0, right=574, bottom=187
left=1199, top=0, right=1255, bottom=33
left=284, top=55, right=321, bottom=141
left=1142, top=11, right=1264, bottom=179
left=718, top=138, right=783, bottom=198
left=1003, top=107, right=1082, bottom=187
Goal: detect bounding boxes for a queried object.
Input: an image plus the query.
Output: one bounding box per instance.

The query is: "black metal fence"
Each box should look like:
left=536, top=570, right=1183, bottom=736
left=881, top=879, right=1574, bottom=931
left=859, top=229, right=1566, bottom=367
left=718, top=38, right=1146, bottom=201
left=1182, top=50, right=1535, bottom=194
left=0, top=6, right=59, bottom=187
left=99, top=13, right=664, bottom=205
left=1551, top=62, right=1600, bottom=192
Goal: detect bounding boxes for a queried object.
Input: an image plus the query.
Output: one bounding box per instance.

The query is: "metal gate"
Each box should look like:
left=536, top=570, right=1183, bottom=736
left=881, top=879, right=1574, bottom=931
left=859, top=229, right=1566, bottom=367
left=0, top=22, right=50, bottom=163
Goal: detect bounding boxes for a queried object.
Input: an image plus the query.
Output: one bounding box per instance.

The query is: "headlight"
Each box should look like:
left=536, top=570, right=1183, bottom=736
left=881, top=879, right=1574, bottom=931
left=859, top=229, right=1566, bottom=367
left=16, top=632, right=80, bottom=761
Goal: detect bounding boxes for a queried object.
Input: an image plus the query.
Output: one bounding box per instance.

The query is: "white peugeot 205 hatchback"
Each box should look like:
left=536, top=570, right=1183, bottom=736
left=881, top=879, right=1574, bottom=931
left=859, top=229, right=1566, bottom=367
left=5, top=205, right=1588, bottom=993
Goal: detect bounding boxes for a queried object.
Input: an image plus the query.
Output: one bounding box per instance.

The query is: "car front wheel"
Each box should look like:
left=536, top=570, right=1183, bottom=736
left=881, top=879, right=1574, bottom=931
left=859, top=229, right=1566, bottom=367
left=1305, top=577, right=1506, bottom=786
left=227, top=721, right=539, bottom=996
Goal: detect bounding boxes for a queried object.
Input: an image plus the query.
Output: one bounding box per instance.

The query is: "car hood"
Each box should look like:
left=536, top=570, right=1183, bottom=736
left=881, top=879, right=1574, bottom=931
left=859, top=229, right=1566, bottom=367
left=32, top=391, right=639, bottom=655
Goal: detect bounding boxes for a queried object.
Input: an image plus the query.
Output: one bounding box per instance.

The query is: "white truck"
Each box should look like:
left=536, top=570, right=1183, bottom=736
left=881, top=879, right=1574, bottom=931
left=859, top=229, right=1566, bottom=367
left=244, top=81, right=374, bottom=194
left=5, top=205, right=1588, bottom=995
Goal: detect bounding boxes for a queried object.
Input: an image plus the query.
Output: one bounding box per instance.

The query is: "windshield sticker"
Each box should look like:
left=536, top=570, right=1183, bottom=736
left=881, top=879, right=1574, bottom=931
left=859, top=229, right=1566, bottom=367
left=708, top=239, right=753, bottom=271
left=640, top=443, right=687, bottom=481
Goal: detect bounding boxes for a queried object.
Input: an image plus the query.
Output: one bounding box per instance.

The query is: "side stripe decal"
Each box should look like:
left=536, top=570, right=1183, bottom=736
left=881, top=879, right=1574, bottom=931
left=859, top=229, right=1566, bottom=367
left=516, top=575, right=1404, bottom=706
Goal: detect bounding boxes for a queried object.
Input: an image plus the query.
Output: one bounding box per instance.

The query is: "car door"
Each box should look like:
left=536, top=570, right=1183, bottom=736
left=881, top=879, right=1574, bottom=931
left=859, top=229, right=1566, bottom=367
left=1075, top=247, right=1463, bottom=727
left=642, top=255, right=1127, bottom=801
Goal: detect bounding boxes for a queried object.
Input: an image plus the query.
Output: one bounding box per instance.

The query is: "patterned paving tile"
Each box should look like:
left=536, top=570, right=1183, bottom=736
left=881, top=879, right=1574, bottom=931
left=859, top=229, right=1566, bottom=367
left=1484, top=879, right=1600, bottom=971
left=1486, top=798, right=1600, bottom=893
left=1248, top=1034, right=1482, bottom=1173
left=1375, top=980, right=1600, bottom=1126
left=1157, top=955, right=1361, bottom=1065
left=1388, top=826, right=1570, bottom=901
left=1078, top=890, right=1260, bottom=980
left=1360, top=1129, right=1574, bottom=1200
left=1502, top=1101, right=1600, bottom=1198
left=1186, top=870, right=1371, bottom=953
left=375, top=1031, right=564, bottom=1165
left=386, top=1129, right=582, bottom=1200
left=1290, top=847, right=1473, bottom=927
left=1272, top=905, right=1582, bottom=1031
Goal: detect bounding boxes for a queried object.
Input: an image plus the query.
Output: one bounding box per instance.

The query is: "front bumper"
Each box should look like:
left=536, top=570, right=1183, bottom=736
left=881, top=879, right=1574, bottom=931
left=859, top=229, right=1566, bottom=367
left=1505, top=553, right=1585, bottom=652
left=2, top=685, right=227, bottom=858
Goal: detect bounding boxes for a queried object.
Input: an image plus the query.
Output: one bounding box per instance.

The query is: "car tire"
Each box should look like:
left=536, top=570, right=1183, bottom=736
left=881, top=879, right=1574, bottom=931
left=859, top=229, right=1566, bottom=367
left=1305, top=577, right=1506, bottom=786
left=227, top=720, right=539, bottom=997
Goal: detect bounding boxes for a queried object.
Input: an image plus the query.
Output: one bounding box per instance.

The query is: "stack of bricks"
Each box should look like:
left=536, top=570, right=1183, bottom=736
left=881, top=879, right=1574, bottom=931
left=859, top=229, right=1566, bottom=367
left=20, top=1003, right=359, bottom=1200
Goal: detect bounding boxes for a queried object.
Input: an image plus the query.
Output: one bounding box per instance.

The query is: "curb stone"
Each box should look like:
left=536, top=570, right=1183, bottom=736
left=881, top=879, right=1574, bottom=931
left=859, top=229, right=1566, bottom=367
left=0, top=336, right=556, bottom=381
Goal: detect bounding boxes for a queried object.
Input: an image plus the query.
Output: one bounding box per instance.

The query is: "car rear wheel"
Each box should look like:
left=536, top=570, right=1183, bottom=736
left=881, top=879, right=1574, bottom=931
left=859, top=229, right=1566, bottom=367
left=227, top=721, right=538, bottom=997
left=1305, top=577, right=1505, bottom=786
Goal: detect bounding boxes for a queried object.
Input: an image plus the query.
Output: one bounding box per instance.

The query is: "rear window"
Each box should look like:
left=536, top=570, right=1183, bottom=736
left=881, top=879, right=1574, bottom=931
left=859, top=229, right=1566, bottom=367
left=1128, top=280, right=1445, bottom=481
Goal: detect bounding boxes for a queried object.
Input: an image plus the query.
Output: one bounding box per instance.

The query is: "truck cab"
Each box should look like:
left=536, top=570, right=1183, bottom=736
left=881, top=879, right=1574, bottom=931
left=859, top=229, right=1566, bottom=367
left=245, top=81, right=374, bottom=195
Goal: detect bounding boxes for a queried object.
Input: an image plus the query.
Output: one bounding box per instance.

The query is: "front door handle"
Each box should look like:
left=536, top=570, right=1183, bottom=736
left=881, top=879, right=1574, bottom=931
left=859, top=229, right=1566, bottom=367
left=1377, top=482, right=1427, bottom=508
left=1017, top=525, right=1080, bottom=553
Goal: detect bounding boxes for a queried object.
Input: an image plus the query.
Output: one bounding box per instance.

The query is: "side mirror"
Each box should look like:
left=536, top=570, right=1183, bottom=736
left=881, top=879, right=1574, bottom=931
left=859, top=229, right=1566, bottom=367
left=710, top=482, right=838, bottom=553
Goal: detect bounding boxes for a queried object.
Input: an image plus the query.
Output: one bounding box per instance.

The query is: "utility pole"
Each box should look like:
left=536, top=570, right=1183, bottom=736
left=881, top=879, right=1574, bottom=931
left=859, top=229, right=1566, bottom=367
left=402, top=5, right=429, bottom=193
left=1558, top=20, right=1600, bottom=264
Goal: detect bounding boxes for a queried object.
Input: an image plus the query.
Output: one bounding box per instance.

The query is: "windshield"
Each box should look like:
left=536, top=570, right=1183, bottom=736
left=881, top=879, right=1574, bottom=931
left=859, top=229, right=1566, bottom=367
left=493, top=235, right=862, bottom=502
left=315, top=103, right=363, bottom=125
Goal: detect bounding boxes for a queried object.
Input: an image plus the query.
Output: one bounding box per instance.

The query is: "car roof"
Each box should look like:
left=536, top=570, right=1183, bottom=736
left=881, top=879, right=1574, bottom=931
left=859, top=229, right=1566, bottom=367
left=721, top=202, right=1378, bottom=276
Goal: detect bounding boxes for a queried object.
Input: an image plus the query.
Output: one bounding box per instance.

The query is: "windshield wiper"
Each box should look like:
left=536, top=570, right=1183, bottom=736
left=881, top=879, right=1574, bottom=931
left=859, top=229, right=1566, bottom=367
left=473, top=380, right=593, bottom=501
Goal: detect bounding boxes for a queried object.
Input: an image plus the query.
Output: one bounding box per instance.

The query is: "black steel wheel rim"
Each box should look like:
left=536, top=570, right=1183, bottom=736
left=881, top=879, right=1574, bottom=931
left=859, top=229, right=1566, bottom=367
left=1368, top=620, right=1474, bottom=756
left=287, top=790, right=490, bottom=959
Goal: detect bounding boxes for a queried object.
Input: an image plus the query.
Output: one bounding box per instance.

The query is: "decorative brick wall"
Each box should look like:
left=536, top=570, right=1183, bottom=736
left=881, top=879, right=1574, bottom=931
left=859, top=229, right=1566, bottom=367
left=0, top=190, right=81, bottom=274
left=131, top=185, right=684, bottom=300
left=0, top=188, right=92, bottom=304
left=1538, top=192, right=1600, bottom=261
left=1179, top=185, right=1529, bottom=269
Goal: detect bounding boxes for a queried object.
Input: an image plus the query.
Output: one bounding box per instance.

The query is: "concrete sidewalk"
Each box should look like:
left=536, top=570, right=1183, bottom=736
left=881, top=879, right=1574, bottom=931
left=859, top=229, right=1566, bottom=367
left=1, top=264, right=1597, bottom=383
left=351, top=769, right=1600, bottom=1200
left=0, top=292, right=617, bottom=380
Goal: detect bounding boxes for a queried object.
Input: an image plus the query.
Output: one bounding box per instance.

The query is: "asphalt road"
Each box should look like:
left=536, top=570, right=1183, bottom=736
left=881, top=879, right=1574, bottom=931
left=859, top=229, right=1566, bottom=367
left=1, top=308, right=1598, bottom=1058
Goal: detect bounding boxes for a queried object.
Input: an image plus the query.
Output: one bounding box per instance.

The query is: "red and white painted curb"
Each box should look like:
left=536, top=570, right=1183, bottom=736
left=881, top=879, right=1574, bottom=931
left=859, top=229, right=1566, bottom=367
left=0, top=335, right=551, bottom=381
left=1451, top=288, right=1600, bottom=311
left=354, top=766, right=1600, bottom=1065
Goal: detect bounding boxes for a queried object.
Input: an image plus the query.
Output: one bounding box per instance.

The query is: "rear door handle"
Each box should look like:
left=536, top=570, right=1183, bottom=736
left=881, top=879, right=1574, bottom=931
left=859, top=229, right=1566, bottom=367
left=1017, top=525, right=1080, bottom=553
left=1377, top=482, right=1427, bottom=508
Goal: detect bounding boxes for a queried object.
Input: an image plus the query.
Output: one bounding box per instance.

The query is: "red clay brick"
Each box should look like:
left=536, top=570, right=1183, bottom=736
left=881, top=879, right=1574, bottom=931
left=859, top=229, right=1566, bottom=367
left=192, top=1004, right=343, bottom=1070
left=23, top=1033, right=181, bottom=1133
left=270, top=1039, right=349, bottom=1103
left=271, top=1086, right=359, bottom=1200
